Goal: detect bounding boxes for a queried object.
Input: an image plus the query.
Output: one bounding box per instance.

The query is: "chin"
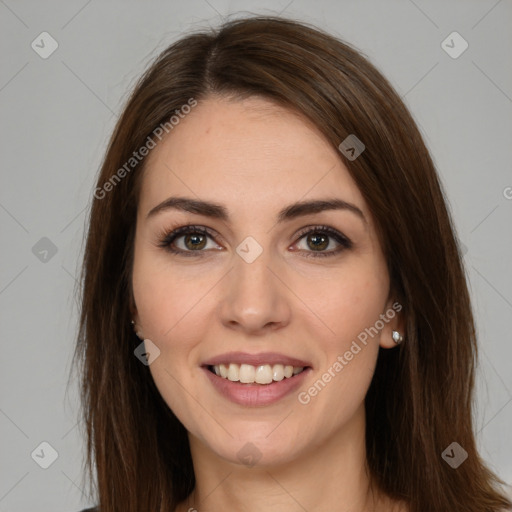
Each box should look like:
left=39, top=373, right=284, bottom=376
left=204, top=431, right=304, bottom=469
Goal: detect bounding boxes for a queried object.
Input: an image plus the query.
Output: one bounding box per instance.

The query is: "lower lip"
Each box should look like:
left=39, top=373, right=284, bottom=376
left=202, top=366, right=312, bottom=406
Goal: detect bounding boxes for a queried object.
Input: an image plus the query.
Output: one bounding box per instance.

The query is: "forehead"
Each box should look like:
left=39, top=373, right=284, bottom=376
left=138, top=96, right=369, bottom=223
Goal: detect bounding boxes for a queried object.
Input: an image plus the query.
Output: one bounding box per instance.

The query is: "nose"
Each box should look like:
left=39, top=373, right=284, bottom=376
left=218, top=247, right=292, bottom=335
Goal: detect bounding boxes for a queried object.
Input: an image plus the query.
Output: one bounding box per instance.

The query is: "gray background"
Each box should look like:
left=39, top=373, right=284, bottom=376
left=1, top=0, right=511, bottom=510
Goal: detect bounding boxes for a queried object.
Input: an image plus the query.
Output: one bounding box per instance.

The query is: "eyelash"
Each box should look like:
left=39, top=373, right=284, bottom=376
left=156, top=224, right=352, bottom=258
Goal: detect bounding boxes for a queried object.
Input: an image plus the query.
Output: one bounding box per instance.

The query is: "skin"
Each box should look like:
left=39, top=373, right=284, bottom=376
left=131, top=95, right=407, bottom=512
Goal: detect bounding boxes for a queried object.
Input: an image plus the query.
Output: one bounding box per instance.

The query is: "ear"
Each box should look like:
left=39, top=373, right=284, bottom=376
left=130, top=306, right=139, bottom=323
left=129, top=296, right=143, bottom=339
left=129, top=296, right=139, bottom=323
left=379, top=297, right=405, bottom=349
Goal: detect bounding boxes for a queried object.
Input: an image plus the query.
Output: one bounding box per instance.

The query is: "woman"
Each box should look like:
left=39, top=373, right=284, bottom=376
left=73, top=15, right=512, bottom=512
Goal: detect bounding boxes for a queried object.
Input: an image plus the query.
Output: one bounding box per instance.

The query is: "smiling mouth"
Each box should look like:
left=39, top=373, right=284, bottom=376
left=206, top=363, right=309, bottom=385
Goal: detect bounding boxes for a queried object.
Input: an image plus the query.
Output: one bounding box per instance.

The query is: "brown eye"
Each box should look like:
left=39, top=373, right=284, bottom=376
left=158, top=224, right=352, bottom=259
left=183, top=233, right=208, bottom=250
left=158, top=225, right=221, bottom=256
left=294, top=226, right=352, bottom=258
left=306, top=233, right=329, bottom=251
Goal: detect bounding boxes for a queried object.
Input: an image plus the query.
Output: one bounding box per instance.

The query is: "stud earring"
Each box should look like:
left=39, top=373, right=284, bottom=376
left=392, top=330, right=403, bottom=344
left=131, top=319, right=143, bottom=340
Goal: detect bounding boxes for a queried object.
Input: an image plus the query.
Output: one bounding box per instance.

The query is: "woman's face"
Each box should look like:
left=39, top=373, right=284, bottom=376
left=132, top=95, right=401, bottom=466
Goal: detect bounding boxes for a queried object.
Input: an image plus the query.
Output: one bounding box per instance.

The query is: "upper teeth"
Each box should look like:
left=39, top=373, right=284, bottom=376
left=212, top=363, right=304, bottom=384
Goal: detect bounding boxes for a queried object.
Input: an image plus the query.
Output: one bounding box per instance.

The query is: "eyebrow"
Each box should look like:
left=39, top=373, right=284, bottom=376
left=146, top=196, right=366, bottom=224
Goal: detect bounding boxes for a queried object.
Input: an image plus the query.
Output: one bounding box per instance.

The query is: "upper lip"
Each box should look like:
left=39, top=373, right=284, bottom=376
left=202, top=351, right=312, bottom=368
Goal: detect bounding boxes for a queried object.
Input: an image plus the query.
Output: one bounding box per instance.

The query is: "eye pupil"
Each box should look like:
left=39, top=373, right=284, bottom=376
left=308, top=233, right=329, bottom=251
left=185, top=233, right=207, bottom=250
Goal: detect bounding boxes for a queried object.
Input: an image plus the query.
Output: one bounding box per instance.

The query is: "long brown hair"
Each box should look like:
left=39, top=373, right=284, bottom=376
left=72, top=15, right=512, bottom=512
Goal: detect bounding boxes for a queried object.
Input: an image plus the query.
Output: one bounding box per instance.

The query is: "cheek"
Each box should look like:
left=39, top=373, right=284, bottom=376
left=132, top=248, right=212, bottom=341
left=132, top=257, right=210, bottom=423
left=296, top=260, right=389, bottom=347
left=294, top=256, right=389, bottom=408
left=295, top=274, right=386, bottom=429
left=131, top=256, right=217, bottom=426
